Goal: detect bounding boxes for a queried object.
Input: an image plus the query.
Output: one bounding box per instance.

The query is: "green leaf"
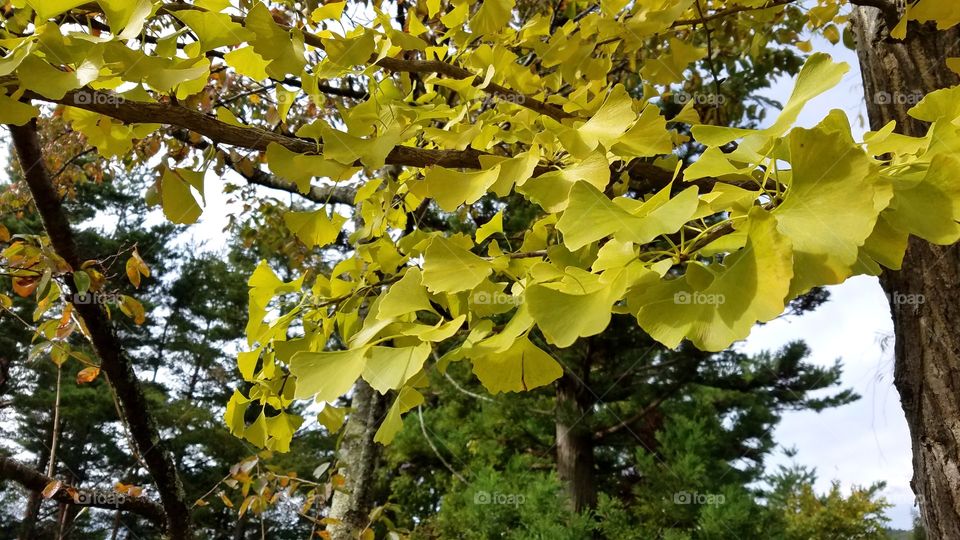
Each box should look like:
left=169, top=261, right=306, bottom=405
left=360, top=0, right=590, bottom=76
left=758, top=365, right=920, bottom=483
left=471, top=337, right=563, bottom=393
left=224, top=46, right=271, bottom=80
left=421, top=237, right=493, bottom=293
left=519, top=151, right=611, bottom=212
left=885, top=154, right=960, bottom=244
left=290, top=348, right=369, bottom=402
left=362, top=343, right=431, bottom=394
left=476, top=211, right=504, bottom=243
left=377, top=268, right=435, bottom=319
left=374, top=387, right=424, bottom=445
left=224, top=389, right=252, bottom=435
left=556, top=181, right=699, bottom=251
left=631, top=209, right=793, bottom=351
left=26, top=0, right=88, bottom=18
left=526, top=268, right=627, bottom=348
left=72, top=271, right=91, bottom=296
left=174, top=10, right=253, bottom=51
left=318, top=405, right=347, bottom=432
left=469, top=0, right=515, bottom=35
left=246, top=2, right=306, bottom=78
left=283, top=209, right=347, bottom=247
left=98, top=0, right=153, bottom=39
left=0, top=93, right=39, bottom=125
left=412, top=165, right=501, bottom=212
left=773, top=125, right=881, bottom=295
left=266, top=143, right=359, bottom=193
left=694, top=53, right=848, bottom=146
left=18, top=54, right=100, bottom=100
left=160, top=167, right=204, bottom=225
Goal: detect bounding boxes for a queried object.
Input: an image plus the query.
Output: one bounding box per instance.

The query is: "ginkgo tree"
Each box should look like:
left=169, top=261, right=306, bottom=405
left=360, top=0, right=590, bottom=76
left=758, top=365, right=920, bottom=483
left=2, top=0, right=960, bottom=537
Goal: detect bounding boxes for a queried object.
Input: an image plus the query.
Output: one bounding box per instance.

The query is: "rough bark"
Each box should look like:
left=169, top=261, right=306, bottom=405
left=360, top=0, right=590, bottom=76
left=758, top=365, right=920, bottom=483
left=8, top=121, right=191, bottom=538
left=555, top=346, right=598, bottom=512
left=853, top=8, right=960, bottom=537
left=327, top=380, right=387, bottom=540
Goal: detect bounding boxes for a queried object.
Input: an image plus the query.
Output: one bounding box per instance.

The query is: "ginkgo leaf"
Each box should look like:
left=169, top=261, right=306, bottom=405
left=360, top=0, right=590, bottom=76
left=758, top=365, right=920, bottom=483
left=471, top=337, right=562, bottom=393
left=266, top=143, right=359, bottom=193
left=0, top=93, right=39, bottom=125
left=519, top=151, right=611, bottom=212
left=224, top=46, right=271, bottom=80
left=224, top=389, right=252, bottom=435
left=556, top=181, right=698, bottom=250
left=290, top=348, right=369, bottom=402
left=694, top=53, right=848, bottom=146
left=640, top=38, right=706, bottom=85
left=773, top=125, right=881, bottom=295
left=526, top=268, right=627, bottom=347
left=374, top=387, right=424, bottom=444
left=631, top=209, right=793, bottom=351
left=26, top=0, right=87, bottom=19
left=246, top=2, right=306, bottom=78
left=885, top=154, right=960, bottom=244
left=411, top=166, right=501, bottom=211
left=470, top=0, right=515, bottom=35
left=160, top=168, right=204, bottom=225
left=908, top=0, right=960, bottom=30
left=318, top=405, right=347, bottom=432
left=362, top=343, right=431, bottom=394
left=283, top=209, right=346, bottom=247
left=174, top=10, right=254, bottom=51
left=18, top=55, right=100, bottom=100
left=560, top=84, right=635, bottom=156
left=476, top=211, right=504, bottom=243
left=421, top=237, right=493, bottom=293
left=98, top=0, right=152, bottom=39
left=377, top=268, right=435, bottom=319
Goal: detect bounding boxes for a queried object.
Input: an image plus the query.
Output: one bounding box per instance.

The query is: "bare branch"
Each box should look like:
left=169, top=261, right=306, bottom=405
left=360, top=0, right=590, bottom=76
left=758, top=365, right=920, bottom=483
left=0, top=456, right=166, bottom=526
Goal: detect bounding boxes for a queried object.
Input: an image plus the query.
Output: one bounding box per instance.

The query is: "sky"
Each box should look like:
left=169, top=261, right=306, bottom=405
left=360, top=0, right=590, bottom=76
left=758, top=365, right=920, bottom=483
left=0, top=20, right=917, bottom=531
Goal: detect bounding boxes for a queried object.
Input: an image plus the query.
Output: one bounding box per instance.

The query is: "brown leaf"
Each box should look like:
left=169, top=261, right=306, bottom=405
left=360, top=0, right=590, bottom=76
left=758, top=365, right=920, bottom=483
left=41, top=480, right=62, bottom=499
left=76, top=367, right=101, bottom=385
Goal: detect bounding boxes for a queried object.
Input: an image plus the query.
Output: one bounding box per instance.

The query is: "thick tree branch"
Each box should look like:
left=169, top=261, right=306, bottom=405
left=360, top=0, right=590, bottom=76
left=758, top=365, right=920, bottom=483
left=170, top=129, right=357, bottom=206
left=0, top=456, right=165, bottom=526
left=8, top=120, right=192, bottom=539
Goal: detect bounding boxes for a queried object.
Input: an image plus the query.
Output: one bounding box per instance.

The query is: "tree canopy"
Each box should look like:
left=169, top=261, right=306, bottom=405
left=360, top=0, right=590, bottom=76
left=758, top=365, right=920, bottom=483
left=1, top=0, right=959, bottom=537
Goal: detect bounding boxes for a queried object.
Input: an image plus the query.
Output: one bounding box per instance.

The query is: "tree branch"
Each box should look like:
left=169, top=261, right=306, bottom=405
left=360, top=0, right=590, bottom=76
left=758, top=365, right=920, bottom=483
left=7, top=120, right=192, bottom=539
left=0, top=456, right=166, bottom=526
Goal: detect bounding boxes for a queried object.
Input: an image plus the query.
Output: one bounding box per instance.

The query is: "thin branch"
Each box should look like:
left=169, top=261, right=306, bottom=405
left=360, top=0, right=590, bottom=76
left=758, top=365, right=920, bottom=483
left=0, top=456, right=165, bottom=525
left=417, top=406, right=467, bottom=483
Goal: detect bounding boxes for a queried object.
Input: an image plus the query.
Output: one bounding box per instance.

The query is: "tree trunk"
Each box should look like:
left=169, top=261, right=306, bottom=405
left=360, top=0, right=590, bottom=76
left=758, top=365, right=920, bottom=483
left=555, top=346, right=598, bottom=512
left=327, top=380, right=387, bottom=540
left=853, top=8, right=960, bottom=537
